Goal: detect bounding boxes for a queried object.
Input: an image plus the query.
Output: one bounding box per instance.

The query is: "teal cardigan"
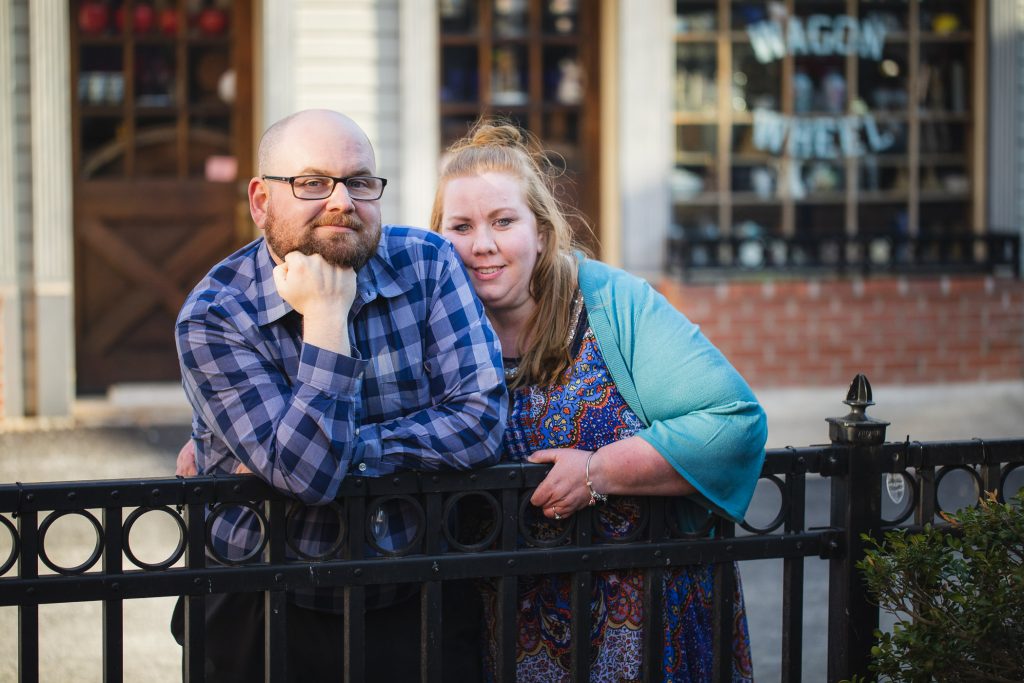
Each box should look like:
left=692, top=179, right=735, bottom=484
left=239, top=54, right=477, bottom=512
left=578, top=257, right=768, bottom=523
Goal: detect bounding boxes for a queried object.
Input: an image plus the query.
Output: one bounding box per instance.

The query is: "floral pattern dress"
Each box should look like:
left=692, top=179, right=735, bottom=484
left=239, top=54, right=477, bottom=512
left=481, top=311, right=754, bottom=683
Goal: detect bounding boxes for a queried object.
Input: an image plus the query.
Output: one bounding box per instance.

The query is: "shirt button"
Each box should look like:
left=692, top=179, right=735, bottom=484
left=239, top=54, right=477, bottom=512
left=354, top=427, right=361, bottom=436
left=358, top=463, right=367, bottom=472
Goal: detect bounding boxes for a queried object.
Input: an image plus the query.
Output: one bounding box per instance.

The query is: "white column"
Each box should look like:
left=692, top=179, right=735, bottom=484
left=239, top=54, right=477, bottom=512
left=261, top=0, right=295, bottom=132
left=0, top=1, right=24, bottom=417
left=398, top=0, right=440, bottom=227
left=617, top=0, right=673, bottom=280
left=29, top=0, right=75, bottom=416
left=599, top=0, right=621, bottom=267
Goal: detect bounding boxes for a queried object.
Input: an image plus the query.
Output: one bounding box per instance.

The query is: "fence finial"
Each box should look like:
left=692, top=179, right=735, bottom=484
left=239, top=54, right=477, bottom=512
left=826, top=374, right=889, bottom=445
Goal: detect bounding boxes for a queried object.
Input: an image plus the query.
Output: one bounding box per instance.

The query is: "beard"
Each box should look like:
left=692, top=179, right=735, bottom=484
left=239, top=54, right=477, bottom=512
left=264, top=205, right=382, bottom=270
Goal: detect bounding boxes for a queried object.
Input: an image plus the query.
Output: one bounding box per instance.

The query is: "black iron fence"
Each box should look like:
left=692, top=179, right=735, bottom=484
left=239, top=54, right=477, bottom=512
left=1, top=375, right=1022, bottom=682
left=665, top=232, right=1021, bottom=280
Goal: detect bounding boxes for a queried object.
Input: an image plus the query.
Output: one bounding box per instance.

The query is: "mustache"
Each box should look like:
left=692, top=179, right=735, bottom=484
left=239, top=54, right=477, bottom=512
left=311, top=213, right=362, bottom=230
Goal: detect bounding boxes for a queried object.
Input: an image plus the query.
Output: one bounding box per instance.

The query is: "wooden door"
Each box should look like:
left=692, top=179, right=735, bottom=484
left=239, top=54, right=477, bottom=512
left=71, top=0, right=252, bottom=393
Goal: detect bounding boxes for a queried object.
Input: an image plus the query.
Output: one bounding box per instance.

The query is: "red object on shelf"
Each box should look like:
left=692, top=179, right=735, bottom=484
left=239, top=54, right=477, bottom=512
left=78, top=1, right=110, bottom=35
left=197, top=7, right=229, bottom=36
left=158, top=8, right=179, bottom=36
left=116, top=3, right=156, bottom=34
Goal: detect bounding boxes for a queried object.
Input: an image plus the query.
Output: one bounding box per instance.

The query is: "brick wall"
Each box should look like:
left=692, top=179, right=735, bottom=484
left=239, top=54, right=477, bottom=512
left=657, top=275, right=1024, bottom=387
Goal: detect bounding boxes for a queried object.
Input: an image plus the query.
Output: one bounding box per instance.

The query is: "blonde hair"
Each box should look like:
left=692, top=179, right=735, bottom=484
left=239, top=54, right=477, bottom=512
left=430, top=118, right=590, bottom=389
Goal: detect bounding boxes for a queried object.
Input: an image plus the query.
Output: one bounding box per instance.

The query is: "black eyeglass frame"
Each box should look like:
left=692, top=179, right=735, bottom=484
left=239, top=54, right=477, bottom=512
left=262, top=174, right=388, bottom=201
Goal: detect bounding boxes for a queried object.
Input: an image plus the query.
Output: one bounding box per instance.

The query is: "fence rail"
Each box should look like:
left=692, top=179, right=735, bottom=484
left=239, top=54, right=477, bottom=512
left=1, top=375, right=1023, bottom=682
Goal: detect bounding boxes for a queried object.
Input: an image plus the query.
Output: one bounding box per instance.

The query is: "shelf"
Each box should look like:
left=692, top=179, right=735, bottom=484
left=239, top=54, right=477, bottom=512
left=862, top=155, right=918, bottom=167
left=535, top=34, right=581, bottom=46
left=919, top=189, right=970, bottom=202
left=920, top=32, right=972, bottom=44
left=442, top=102, right=583, bottom=115
left=80, top=106, right=125, bottom=118
left=79, top=34, right=232, bottom=47
left=793, top=192, right=847, bottom=205
left=78, top=35, right=127, bottom=46
left=871, top=112, right=910, bottom=123
left=730, top=193, right=782, bottom=207
left=671, top=193, right=720, bottom=207
left=440, top=34, right=482, bottom=46
left=190, top=103, right=232, bottom=116
left=918, top=154, right=967, bottom=165
left=674, top=32, right=717, bottom=43
left=730, top=155, right=777, bottom=165
left=917, top=111, right=971, bottom=123
left=674, top=112, right=719, bottom=125
left=675, top=152, right=715, bottom=165
left=856, top=191, right=910, bottom=204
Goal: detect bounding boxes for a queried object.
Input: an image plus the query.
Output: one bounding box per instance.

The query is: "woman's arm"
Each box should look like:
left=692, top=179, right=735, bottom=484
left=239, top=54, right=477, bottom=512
left=528, top=437, right=696, bottom=519
left=579, top=259, right=768, bottom=523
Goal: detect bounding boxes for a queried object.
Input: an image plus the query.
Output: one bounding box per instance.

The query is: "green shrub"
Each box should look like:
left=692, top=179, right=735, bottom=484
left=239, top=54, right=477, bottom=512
left=857, top=490, right=1024, bottom=682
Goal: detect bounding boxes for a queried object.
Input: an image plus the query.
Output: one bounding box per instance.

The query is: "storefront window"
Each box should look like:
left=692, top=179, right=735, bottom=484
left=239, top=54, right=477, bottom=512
left=73, top=0, right=240, bottom=180
left=669, top=0, right=1009, bottom=278
left=439, top=0, right=600, bottom=248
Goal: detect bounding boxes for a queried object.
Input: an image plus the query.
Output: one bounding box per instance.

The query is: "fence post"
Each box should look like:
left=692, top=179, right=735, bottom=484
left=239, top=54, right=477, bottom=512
left=825, top=374, right=889, bottom=683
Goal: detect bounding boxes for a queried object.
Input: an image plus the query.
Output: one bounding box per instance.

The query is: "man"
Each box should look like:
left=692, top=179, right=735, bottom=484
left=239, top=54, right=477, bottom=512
left=172, top=109, right=506, bottom=681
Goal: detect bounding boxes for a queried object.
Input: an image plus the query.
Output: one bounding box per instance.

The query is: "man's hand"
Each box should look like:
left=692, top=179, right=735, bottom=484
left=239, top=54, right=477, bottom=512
left=273, top=252, right=356, bottom=355
left=176, top=440, right=198, bottom=477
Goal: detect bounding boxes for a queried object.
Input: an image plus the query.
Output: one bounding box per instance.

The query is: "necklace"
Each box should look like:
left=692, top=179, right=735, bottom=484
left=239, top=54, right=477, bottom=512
left=566, top=291, right=584, bottom=346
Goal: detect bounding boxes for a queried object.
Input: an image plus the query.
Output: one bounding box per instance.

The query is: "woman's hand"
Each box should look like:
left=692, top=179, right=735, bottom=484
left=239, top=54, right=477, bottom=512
left=529, top=438, right=696, bottom=520
left=527, top=448, right=594, bottom=520
left=175, top=439, right=253, bottom=476
left=176, top=440, right=198, bottom=476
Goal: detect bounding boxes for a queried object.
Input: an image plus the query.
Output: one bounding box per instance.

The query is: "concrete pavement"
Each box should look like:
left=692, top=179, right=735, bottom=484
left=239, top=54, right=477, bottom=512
left=1, top=379, right=1022, bottom=681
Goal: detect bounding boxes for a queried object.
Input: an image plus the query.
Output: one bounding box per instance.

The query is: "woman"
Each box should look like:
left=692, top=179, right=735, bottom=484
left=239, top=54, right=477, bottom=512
left=430, top=120, right=767, bottom=682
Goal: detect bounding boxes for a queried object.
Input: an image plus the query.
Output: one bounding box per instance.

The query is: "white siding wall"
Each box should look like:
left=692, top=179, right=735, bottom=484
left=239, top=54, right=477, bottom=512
left=287, top=0, right=402, bottom=221
left=9, top=0, right=33, bottom=415
left=16, top=0, right=32, bottom=410
left=617, top=0, right=673, bottom=280
left=0, top=1, right=22, bottom=417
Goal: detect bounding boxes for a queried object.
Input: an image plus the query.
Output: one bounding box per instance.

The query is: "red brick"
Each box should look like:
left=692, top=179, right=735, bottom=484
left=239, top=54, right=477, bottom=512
left=657, top=276, right=1024, bottom=386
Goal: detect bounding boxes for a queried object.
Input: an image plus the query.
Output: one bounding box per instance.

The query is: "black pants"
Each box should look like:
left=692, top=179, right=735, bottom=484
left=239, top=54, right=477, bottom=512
left=170, top=581, right=482, bottom=682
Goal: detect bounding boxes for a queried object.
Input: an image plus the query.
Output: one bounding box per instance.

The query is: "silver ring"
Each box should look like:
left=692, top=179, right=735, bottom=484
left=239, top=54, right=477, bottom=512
left=552, top=507, right=562, bottom=520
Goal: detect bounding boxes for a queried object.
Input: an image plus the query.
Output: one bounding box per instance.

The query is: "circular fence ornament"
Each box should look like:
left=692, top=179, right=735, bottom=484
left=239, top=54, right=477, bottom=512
left=123, top=505, right=187, bottom=571
left=38, top=510, right=104, bottom=575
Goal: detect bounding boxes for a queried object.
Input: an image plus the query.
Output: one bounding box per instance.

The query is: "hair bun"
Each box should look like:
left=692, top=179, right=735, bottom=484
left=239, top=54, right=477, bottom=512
left=469, top=122, right=524, bottom=148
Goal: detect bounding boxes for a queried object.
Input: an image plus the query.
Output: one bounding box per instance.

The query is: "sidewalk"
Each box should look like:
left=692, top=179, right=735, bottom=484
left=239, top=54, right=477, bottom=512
left=757, top=379, right=1024, bottom=447
left=8, top=378, right=1023, bottom=444
left=1, top=380, right=1022, bottom=681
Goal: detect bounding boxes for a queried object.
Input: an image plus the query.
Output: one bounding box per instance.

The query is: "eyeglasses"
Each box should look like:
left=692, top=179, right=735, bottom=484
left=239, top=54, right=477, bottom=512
left=262, top=174, right=388, bottom=201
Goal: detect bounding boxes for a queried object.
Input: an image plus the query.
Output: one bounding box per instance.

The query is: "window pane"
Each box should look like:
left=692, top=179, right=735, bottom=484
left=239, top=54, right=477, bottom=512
left=675, top=43, right=717, bottom=113
left=441, top=46, right=479, bottom=103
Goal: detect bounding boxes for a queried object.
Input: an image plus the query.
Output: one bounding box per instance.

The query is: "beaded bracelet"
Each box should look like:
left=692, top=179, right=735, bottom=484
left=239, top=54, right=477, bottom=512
left=585, top=450, right=608, bottom=505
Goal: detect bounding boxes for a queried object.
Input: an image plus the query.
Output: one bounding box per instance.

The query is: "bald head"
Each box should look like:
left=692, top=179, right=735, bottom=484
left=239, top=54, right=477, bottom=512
left=257, top=109, right=375, bottom=176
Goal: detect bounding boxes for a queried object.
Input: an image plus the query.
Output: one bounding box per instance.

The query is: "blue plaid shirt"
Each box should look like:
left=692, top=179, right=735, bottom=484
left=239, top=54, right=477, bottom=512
left=176, top=226, right=506, bottom=611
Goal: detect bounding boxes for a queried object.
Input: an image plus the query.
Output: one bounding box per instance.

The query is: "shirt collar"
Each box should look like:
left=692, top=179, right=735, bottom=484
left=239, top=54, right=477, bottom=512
left=253, top=230, right=414, bottom=327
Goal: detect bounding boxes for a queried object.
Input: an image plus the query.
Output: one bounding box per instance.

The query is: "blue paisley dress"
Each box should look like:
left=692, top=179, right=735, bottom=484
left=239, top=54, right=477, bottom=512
left=481, top=309, right=754, bottom=683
